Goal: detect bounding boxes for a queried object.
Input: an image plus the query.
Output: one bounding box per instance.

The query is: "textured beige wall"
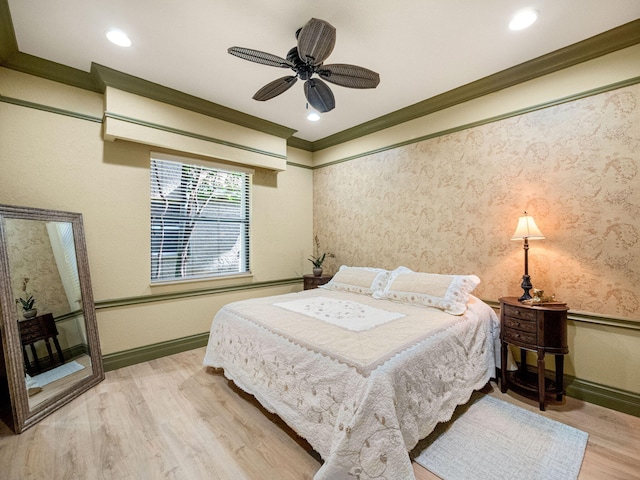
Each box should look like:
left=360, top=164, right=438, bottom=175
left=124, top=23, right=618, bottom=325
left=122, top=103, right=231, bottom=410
left=2, top=49, right=639, bottom=397
left=313, top=44, right=640, bottom=167
left=313, top=69, right=640, bottom=392
left=315, top=84, right=640, bottom=320
left=0, top=71, right=313, bottom=355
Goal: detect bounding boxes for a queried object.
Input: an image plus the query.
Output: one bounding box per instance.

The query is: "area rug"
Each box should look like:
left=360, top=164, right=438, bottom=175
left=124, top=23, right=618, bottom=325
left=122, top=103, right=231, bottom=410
left=32, top=361, right=85, bottom=386
left=414, top=395, right=588, bottom=480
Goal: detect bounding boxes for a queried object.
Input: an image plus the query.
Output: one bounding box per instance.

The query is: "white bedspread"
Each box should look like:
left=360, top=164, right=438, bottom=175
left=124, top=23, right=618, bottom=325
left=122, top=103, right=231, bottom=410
left=273, top=296, right=405, bottom=331
left=203, top=289, right=499, bottom=480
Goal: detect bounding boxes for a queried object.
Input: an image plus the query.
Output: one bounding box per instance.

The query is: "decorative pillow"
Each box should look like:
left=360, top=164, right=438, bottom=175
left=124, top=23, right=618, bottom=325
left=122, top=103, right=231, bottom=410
left=373, top=266, right=480, bottom=315
left=321, top=265, right=390, bottom=296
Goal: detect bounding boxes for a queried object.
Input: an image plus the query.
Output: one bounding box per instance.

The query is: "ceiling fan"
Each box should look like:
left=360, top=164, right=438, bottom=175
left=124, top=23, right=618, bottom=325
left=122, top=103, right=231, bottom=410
left=228, top=18, right=380, bottom=113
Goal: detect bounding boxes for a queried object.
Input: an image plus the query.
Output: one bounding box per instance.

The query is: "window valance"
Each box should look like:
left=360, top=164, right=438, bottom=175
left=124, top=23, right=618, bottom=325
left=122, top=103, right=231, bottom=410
left=103, top=87, right=287, bottom=171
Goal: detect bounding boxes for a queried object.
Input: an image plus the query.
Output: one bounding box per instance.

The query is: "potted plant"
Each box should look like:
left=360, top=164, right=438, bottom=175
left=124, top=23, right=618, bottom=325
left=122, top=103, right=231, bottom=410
left=308, top=236, right=334, bottom=277
left=16, top=277, right=37, bottom=319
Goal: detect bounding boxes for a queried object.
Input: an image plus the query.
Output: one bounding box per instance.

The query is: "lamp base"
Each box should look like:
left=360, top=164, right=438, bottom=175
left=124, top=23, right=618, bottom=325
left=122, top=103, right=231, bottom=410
left=518, top=274, right=533, bottom=302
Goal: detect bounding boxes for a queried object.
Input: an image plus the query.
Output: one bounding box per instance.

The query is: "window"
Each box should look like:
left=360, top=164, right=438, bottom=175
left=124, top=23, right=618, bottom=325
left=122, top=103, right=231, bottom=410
left=150, top=155, right=251, bottom=283
left=46, top=221, right=82, bottom=311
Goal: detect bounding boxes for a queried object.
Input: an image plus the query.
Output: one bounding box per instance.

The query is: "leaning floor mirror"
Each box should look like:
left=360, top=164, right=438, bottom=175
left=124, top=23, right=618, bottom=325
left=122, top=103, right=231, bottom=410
left=0, top=204, right=104, bottom=433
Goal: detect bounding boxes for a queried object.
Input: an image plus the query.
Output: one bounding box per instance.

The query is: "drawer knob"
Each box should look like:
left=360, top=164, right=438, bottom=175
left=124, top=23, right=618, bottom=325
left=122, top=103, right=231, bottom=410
left=515, top=309, right=521, bottom=315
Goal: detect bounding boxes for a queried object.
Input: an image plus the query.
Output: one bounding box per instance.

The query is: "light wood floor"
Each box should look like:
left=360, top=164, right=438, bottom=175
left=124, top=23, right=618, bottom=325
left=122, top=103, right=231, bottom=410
left=1, top=347, right=638, bottom=479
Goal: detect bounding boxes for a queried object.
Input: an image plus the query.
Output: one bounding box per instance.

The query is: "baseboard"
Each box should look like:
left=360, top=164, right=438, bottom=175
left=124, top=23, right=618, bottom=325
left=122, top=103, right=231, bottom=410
left=104, top=336, right=640, bottom=418
left=565, top=375, right=640, bottom=418
left=497, top=366, right=640, bottom=418
left=102, top=333, right=209, bottom=372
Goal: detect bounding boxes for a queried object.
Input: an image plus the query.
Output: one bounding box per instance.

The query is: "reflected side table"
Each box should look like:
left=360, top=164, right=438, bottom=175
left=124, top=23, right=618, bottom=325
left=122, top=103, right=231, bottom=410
left=19, top=313, right=65, bottom=375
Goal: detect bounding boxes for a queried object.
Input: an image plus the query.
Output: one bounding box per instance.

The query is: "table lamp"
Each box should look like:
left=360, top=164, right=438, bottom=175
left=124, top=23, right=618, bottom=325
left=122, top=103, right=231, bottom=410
left=511, top=211, right=545, bottom=301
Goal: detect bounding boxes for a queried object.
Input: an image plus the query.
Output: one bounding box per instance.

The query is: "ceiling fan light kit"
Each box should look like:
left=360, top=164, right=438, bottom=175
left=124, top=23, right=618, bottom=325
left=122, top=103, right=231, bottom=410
left=228, top=18, right=380, bottom=113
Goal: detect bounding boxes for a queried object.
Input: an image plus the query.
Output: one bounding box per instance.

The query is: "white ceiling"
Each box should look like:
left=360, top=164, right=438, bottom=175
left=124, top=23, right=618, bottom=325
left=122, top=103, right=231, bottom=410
left=7, top=0, right=640, bottom=142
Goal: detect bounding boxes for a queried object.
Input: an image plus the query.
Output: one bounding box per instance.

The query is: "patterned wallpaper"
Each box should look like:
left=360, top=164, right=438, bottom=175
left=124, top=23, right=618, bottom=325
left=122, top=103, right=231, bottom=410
left=314, top=84, right=640, bottom=320
left=5, top=218, right=70, bottom=318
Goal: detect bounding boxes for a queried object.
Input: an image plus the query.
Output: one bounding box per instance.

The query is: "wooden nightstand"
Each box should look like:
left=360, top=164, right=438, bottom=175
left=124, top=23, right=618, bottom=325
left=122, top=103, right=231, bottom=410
left=303, top=274, right=333, bottom=290
left=499, top=297, right=569, bottom=411
left=19, top=313, right=65, bottom=375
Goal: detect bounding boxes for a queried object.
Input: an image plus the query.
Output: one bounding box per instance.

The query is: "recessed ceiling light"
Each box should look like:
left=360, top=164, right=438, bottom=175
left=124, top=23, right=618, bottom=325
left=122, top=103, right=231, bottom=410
left=106, top=29, right=132, bottom=47
left=509, top=9, right=538, bottom=31
left=307, top=111, right=320, bottom=122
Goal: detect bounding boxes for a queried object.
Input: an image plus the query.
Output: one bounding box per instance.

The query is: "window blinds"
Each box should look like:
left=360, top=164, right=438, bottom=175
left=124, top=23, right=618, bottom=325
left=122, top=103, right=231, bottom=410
left=150, top=157, right=251, bottom=283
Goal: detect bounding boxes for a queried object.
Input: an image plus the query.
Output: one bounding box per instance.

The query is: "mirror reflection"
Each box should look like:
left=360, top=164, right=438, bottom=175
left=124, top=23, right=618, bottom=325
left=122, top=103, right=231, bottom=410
left=0, top=204, right=102, bottom=434
left=4, top=218, right=92, bottom=410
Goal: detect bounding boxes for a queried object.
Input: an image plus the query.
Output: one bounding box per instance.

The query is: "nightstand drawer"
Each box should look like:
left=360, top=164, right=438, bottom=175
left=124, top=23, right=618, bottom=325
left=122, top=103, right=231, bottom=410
left=500, top=297, right=569, bottom=411
left=503, top=327, right=537, bottom=345
left=303, top=274, right=333, bottom=290
left=504, top=316, right=537, bottom=333
left=503, top=304, right=538, bottom=321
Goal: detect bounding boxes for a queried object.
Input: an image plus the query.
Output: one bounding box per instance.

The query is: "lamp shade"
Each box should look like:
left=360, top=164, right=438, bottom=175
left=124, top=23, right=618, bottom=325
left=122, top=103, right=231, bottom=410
left=511, top=212, right=545, bottom=240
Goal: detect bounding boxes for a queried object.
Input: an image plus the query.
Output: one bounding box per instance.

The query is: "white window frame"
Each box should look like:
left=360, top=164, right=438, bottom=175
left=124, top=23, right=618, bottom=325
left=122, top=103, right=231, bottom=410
left=150, top=153, right=252, bottom=284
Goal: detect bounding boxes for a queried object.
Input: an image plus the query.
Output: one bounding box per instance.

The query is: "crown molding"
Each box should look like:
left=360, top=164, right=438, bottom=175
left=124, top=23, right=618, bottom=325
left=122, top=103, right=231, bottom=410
left=310, top=76, right=640, bottom=170
left=305, top=19, right=640, bottom=152
left=91, top=64, right=296, bottom=139
left=0, top=0, right=296, bottom=140
left=286, top=136, right=314, bottom=151
left=0, top=0, right=16, bottom=62
left=1, top=0, right=638, bottom=151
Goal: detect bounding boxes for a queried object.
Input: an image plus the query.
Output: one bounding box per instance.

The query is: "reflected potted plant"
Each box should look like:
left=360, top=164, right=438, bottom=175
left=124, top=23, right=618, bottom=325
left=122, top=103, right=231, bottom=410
left=308, top=236, right=334, bottom=277
left=16, top=277, right=37, bottom=319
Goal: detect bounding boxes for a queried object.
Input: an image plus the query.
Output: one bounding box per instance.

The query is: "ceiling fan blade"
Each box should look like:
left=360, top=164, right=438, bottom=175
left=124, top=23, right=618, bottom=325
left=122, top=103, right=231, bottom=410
left=304, top=78, right=335, bottom=113
left=318, top=64, right=380, bottom=89
left=297, top=18, right=336, bottom=66
left=228, top=47, right=294, bottom=68
left=253, top=76, right=298, bottom=101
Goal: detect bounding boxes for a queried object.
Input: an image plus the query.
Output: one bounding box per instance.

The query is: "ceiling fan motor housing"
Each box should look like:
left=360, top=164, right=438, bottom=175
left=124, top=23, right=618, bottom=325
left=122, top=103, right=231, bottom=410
left=286, top=47, right=314, bottom=80
left=228, top=18, right=379, bottom=113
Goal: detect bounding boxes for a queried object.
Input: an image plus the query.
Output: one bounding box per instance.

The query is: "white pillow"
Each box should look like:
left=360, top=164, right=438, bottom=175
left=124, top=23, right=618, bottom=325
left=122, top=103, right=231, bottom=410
left=373, top=266, right=480, bottom=315
left=321, top=265, right=390, bottom=296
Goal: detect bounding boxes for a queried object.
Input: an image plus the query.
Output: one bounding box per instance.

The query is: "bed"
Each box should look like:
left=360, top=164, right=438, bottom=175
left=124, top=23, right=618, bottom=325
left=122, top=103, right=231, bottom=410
left=203, top=266, right=500, bottom=480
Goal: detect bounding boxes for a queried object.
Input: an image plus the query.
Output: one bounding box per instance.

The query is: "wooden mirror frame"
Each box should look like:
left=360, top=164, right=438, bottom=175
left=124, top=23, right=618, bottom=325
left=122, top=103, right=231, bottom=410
left=0, top=204, right=104, bottom=433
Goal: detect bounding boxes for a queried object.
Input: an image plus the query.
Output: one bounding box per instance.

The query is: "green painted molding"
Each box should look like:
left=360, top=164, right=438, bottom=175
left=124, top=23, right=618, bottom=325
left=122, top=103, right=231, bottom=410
left=483, top=298, right=640, bottom=331
left=0, top=94, right=103, bottom=122
left=287, top=136, right=314, bottom=151
left=99, top=277, right=303, bottom=370
left=104, top=111, right=288, bottom=160
left=565, top=375, right=640, bottom=418
left=286, top=161, right=313, bottom=170
left=4, top=51, right=101, bottom=92
left=0, top=94, right=290, bottom=161
left=311, top=76, right=640, bottom=170
left=0, top=2, right=100, bottom=92
left=304, top=19, right=640, bottom=152
left=0, top=0, right=296, bottom=140
left=102, top=332, right=209, bottom=372
left=92, top=64, right=296, bottom=140
left=97, top=279, right=638, bottom=416
left=0, top=0, right=16, bottom=63
left=102, top=333, right=640, bottom=418
left=2, top=0, right=638, bottom=151
left=567, top=311, right=640, bottom=331
left=95, top=276, right=302, bottom=310
left=97, top=283, right=637, bottom=330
